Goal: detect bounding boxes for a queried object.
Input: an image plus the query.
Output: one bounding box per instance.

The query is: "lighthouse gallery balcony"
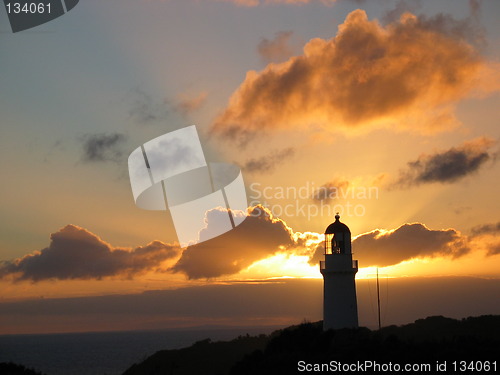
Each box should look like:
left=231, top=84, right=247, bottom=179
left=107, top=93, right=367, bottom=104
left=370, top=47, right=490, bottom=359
left=320, top=256, right=358, bottom=272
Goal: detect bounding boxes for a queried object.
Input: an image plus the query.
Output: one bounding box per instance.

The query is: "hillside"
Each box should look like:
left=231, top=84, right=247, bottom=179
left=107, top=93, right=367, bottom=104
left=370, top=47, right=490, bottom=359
left=1, top=316, right=498, bottom=375
left=0, top=362, right=46, bottom=375
left=122, top=334, right=269, bottom=375
left=123, top=315, right=500, bottom=375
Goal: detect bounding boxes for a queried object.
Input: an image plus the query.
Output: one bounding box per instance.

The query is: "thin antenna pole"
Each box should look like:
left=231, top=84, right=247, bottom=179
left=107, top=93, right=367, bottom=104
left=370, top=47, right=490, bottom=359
left=376, top=267, right=381, bottom=330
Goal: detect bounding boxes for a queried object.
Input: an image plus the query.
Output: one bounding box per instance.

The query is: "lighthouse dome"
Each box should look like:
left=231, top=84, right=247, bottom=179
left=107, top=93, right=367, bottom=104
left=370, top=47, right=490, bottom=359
left=325, top=213, right=350, bottom=234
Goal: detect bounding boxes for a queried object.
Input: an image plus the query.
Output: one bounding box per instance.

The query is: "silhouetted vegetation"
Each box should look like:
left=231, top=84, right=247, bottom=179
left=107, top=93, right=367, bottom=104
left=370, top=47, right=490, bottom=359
left=123, top=315, right=500, bottom=375
left=0, top=362, right=46, bottom=375
left=230, top=315, right=500, bottom=374
left=3, top=316, right=498, bottom=375
left=123, top=334, right=269, bottom=375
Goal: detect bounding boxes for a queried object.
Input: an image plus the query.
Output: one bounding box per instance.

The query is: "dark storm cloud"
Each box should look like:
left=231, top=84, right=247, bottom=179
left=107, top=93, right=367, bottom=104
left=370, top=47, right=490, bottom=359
left=242, top=147, right=294, bottom=173
left=81, top=133, right=127, bottom=163
left=0, top=225, right=180, bottom=282
left=393, top=138, right=495, bottom=188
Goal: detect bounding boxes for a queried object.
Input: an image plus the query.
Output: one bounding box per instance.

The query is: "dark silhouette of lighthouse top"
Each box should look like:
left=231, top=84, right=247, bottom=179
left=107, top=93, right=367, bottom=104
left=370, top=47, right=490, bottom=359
left=324, top=213, right=352, bottom=255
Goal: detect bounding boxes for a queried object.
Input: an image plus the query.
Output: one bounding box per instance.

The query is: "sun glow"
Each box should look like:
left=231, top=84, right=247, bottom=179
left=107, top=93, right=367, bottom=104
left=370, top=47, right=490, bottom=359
left=239, top=253, right=401, bottom=280
left=240, top=253, right=321, bottom=279
left=237, top=249, right=500, bottom=281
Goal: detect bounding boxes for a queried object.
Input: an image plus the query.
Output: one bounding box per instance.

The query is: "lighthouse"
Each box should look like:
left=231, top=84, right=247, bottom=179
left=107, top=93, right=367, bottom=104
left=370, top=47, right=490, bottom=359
left=320, top=213, right=359, bottom=330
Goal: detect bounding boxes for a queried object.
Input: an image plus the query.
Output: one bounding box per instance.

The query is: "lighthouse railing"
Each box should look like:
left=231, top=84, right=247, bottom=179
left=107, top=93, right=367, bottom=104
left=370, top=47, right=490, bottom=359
left=320, top=259, right=358, bottom=271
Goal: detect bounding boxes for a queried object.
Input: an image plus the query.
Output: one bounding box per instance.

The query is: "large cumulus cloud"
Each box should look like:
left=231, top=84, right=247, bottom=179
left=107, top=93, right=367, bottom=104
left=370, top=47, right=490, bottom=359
left=309, top=223, right=470, bottom=267
left=173, top=206, right=482, bottom=278
left=212, top=10, right=498, bottom=144
left=352, top=223, right=470, bottom=267
left=0, top=225, right=180, bottom=282
left=0, top=208, right=315, bottom=282
left=2, top=210, right=495, bottom=282
left=170, top=205, right=312, bottom=279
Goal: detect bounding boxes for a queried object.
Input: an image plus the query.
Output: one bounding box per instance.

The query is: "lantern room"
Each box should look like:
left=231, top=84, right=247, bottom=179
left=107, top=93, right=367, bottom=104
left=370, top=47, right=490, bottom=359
left=324, top=213, right=352, bottom=255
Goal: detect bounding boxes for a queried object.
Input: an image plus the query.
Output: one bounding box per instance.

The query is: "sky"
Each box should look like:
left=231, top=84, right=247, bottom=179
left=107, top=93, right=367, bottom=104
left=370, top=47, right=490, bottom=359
left=0, top=0, right=499, bottom=334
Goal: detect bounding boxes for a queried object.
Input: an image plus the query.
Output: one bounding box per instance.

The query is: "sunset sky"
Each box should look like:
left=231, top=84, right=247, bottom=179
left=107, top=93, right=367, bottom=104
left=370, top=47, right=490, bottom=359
left=1, top=0, right=499, bottom=334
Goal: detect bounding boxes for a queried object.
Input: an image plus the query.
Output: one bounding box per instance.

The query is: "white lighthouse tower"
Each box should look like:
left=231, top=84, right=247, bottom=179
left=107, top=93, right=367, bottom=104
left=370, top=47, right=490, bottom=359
left=320, top=213, right=359, bottom=330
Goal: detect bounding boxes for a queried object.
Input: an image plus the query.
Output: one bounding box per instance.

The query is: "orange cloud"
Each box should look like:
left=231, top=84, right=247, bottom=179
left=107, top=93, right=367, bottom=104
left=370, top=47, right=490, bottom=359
left=0, top=207, right=315, bottom=282
left=212, top=10, right=499, bottom=144
left=0, top=225, right=180, bottom=282
left=170, top=205, right=304, bottom=279
left=308, top=223, right=471, bottom=267
left=2, top=211, right=496, bottom=282
left=172, top=205, right=491, bottom=279
left=352, top=223, right=470, bottom=267
left=471, top=221, right=500, bottom=256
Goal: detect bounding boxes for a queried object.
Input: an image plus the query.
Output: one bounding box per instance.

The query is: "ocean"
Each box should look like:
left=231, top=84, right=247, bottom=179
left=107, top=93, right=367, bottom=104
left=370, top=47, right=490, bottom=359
left=0, top=326, right=280, bottom=375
